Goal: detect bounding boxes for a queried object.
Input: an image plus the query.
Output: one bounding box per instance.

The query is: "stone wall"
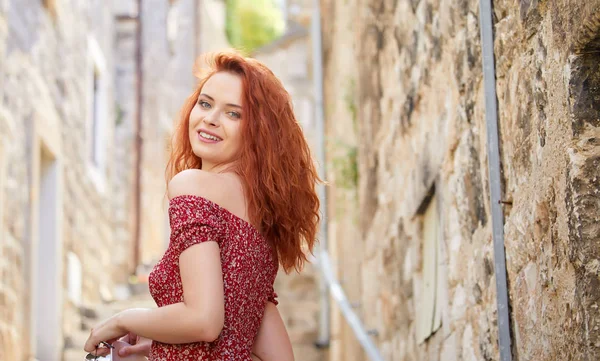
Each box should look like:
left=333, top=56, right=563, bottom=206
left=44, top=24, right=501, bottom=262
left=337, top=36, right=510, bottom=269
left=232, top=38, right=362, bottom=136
left=320, top=1, right=365, bottom=360
left=0, top=3, right=23, bottom=360
left=113, top=0, right=210, bottom=275
left=322, top=0, right=600, bottom=360
left=200, top=0, right=231, bottom=54
left=0, top=0, right=210, bottom=359
left=133, top=0, right=231, bottom=271
left=0, top=1, right=119, bottom=359
left=496, top=1, right=600, bottom=359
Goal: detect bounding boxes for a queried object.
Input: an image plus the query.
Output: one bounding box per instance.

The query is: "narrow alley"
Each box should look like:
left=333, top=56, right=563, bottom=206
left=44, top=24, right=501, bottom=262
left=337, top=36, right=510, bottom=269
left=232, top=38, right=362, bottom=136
left=1, top=0, right=599, bottom=361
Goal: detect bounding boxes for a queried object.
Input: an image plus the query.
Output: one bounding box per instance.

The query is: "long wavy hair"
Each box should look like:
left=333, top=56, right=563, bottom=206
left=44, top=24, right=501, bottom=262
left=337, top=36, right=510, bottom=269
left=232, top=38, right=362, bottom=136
left=166, top=51, right=321, bottom=273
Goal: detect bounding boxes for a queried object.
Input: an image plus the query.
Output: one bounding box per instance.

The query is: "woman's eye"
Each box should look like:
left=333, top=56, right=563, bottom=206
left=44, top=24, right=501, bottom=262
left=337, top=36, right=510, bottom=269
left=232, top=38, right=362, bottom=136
left=228, top=111, right=241, bottom=119
left=199, top=101, right=211, bottom=109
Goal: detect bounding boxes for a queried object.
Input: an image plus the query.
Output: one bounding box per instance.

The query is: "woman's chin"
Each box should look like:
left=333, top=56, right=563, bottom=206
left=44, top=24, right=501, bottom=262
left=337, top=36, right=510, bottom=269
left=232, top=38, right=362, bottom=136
left=191, top=145, right=213, bottom=159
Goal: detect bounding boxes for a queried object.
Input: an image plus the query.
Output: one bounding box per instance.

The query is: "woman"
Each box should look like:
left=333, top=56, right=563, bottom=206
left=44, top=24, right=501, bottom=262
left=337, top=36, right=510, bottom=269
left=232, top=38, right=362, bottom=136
left=84, top=52, right=320, bottom=360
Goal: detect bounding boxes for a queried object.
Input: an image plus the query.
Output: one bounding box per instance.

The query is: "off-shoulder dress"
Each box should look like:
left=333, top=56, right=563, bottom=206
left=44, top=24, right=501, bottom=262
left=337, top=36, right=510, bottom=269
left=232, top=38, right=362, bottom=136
left=148, top=195, right=278, bottom=361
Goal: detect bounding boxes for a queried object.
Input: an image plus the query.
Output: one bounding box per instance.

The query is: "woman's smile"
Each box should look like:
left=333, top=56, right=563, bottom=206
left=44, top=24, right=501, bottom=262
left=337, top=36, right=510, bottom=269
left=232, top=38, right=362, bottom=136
left=197, top=130, right=223, bottom=143
left=187, top=71, right=244, bottom=172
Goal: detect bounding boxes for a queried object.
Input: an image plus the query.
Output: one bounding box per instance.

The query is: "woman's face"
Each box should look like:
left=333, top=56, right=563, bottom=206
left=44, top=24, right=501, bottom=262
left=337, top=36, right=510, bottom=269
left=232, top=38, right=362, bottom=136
left=189, top=71, right=244, bottom=172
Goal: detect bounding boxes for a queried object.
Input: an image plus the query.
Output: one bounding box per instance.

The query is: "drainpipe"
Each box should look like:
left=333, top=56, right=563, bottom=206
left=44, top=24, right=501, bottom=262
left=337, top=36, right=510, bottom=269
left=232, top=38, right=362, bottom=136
left=478, top=1, right=513, bottom=360
left=311, top=0, right=330, bottom=348
left=132, top=0, right=144, bottom=273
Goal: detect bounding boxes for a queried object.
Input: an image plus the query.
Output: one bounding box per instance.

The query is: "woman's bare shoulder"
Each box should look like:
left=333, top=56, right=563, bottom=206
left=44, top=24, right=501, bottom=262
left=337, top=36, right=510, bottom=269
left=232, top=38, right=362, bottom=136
left=167, top=170, right=246, bottom=216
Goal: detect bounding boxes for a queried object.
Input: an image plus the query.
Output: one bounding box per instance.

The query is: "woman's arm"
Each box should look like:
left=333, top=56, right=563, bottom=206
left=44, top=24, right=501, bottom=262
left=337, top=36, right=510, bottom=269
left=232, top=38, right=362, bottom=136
left=252, top=301, right=294, bottom=361
left=119, top=240, right=224, bottom=343
left=85, top=227, right=225, bottom=352
left=85, top=170, right=237, bottom=354
left=118, top=170, right=228, bottom=343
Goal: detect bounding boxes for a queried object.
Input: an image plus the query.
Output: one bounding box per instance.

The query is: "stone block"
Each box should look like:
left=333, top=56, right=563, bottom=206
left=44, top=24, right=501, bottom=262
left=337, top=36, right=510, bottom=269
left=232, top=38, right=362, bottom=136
left=440, top=331, right=458, bottom=361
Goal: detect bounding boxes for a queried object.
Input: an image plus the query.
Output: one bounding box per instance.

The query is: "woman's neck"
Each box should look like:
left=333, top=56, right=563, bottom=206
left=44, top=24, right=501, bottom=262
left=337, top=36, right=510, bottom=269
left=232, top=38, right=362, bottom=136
left=201, top=161, right=237, bottom=174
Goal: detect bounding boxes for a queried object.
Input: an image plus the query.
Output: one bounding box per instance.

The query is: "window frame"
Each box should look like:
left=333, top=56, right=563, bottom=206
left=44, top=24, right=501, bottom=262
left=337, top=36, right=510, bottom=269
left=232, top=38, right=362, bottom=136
left=86, top=36, right=108, bottom=193
left=415, top=187, right=444, bottom=343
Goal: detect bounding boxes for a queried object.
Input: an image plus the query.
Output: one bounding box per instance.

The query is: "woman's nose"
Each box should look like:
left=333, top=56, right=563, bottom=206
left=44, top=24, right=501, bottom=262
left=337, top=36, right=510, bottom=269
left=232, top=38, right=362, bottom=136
left=203, top=111, right=219, bottom=126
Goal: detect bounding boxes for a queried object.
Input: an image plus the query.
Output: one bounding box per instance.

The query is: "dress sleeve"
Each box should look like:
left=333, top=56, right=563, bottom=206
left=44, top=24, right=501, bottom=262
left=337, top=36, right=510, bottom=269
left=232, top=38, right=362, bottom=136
left=168, top=195, right=224, bottom=253
left=176, top=221, right=219, bottom=253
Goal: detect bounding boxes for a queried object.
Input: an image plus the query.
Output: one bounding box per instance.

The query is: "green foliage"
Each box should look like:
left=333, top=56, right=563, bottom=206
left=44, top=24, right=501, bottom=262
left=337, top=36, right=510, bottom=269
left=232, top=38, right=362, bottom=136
left=331, top=141, right=358, bottom=190
left=329, top=78, right=359, bottom=191
left=225, top=0, right=285, bottom=54
left=115, top=103, right=124, bottom=126
left=344, top=78, right=357, bottom=129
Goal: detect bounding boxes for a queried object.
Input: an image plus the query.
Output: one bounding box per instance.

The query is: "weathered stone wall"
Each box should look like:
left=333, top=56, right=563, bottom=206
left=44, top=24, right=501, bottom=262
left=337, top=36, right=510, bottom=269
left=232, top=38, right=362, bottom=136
left=0, top=0, right=208, bottom=358
left=113, top=0, right=139, bottom=279
left=0, top=1, right=29, bottom=358
left=135, top=0, right=231, bottom=270
left=322, top=0, right=600, bottom=360
left=113, top=0, right=207, bottom=275
left=0, top=0, right=267, bottom=358
left=200, top=0, right=231, bottom=54
left=0, top=0, right=119, bottom=359
left=320, top=1, right=365, bottom=360
left=495, top=1, right=600, bottom=359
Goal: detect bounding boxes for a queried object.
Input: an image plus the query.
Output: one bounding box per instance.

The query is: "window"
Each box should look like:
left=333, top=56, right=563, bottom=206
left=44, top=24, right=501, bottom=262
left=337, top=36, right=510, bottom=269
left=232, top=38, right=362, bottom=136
left=416, top=189, right=443, bottom=343
left=87, top=36, right=108, bottom=192
left=67, top=252, right=83, bottom=306
left=90, top=69, right=100, bottom=165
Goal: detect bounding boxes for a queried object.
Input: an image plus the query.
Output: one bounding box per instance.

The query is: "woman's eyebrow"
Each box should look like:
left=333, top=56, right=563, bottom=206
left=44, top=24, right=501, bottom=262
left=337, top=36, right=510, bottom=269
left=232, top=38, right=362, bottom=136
left=200, top=93, right=242, bottom=109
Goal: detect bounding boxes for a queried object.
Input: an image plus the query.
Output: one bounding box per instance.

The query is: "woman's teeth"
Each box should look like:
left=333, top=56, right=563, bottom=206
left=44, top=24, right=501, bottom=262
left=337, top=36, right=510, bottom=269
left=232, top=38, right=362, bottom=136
left=199, top=132, right=221, bottom=141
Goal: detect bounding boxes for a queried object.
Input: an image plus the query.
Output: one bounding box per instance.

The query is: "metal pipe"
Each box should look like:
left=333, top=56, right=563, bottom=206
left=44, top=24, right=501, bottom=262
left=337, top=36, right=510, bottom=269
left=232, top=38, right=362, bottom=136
left=310, top=3, right=383, bottom=358
left=320, top=251, right=385, bottom=361
left=311, top=0, right=330, bottom=348
left=132, top=0, right=144, bottom=272
left=478, top=1, right=513, bottom=360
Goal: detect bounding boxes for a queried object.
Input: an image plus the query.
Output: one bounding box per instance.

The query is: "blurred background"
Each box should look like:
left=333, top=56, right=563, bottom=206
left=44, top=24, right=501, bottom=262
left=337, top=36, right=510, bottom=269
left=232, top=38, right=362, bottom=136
left=2, top=0, right=600, bottom=361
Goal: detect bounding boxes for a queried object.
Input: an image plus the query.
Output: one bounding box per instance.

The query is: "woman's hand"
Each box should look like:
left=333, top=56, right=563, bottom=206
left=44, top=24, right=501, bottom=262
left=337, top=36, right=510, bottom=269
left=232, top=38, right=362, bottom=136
left=83, top=310, right=130, bottom=354
left=117, top=332, right=153, bottom=357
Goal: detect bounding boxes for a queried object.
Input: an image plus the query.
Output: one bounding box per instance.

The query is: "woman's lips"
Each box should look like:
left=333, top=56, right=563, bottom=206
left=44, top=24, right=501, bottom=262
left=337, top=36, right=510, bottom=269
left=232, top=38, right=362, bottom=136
left=197, top=131, right=222, bottom=143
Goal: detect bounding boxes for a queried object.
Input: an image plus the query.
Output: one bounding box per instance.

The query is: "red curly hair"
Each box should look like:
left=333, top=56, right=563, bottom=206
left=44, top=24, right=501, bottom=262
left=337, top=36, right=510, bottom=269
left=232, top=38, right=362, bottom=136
left=166, top=51, right=320, bottom=273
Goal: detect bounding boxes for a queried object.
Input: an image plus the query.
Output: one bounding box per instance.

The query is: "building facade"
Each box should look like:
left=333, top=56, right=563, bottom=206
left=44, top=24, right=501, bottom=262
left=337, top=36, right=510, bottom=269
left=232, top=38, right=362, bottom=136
left=0, top=0, right=219, bottom=359
left=322, top=0, right=600, bottom=360
left=0, top=1, right=121, bottom=359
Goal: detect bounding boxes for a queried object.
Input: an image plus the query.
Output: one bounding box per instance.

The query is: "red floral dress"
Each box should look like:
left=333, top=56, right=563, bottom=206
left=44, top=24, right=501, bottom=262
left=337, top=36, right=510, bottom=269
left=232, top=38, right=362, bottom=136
left=148, top=195, right=279, bottom=361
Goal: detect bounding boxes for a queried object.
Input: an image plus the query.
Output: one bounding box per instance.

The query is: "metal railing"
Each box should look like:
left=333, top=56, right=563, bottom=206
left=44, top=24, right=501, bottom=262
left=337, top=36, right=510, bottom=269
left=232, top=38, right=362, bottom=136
left=311, top=0, right=384, bottom=359
left=317, top=250, right=385, bottom=361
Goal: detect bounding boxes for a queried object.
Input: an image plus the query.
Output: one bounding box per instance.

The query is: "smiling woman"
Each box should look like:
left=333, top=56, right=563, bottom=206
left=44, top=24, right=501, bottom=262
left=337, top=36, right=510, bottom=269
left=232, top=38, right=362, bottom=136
left=188, top=72, right=245, bottom=172
left=84, top=51, right=318, bottom=361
